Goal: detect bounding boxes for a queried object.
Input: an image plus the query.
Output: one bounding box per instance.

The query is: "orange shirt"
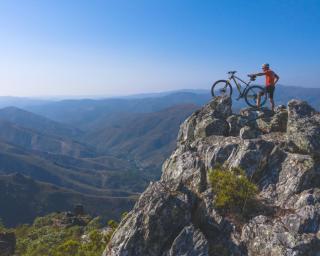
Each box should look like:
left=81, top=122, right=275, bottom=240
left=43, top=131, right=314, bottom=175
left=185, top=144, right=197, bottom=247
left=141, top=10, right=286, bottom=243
left=264, top=69, right=275, bottom=87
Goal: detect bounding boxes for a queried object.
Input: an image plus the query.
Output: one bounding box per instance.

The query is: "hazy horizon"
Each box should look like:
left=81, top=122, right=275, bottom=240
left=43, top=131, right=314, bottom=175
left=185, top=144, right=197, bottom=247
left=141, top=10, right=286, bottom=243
left=0, top=0, right=319, bottom=97
left=0, top=84, right=318, bottom=101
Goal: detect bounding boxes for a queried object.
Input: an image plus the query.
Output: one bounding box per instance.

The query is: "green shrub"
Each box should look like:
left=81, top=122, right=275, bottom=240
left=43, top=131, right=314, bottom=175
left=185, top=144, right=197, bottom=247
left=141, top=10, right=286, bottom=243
left=55, top=240, right=81, bottom=256
left=104, top=219, right=119, bottom=244
left=107, top=219, right=118, bottom=230
left=121, top=211, right=128, bottom=220
left=81, top=230, right=106, bottom=254
left=208, top=166, right=258, bottom=212
left=33, top=213, right=57, bottom=228
left=85, top=217, right=102, bottom=232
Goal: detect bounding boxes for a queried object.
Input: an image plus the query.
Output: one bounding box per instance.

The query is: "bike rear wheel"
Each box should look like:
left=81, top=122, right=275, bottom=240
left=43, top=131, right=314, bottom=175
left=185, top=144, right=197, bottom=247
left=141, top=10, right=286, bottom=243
left=211, top=80, right=233, bottom=97
left=244, top=85, right=267, bottom=108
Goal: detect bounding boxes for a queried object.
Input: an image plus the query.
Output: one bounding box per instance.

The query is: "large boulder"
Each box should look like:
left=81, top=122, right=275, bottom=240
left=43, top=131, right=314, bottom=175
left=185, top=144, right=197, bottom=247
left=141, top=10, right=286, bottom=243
left=161, top=148, right=206, bottom=193
left=287, top=99, right=320, bottom=157
left=241, top=213, right=320, bottom=256
left=103, top=182, right=194, bottom=256
left=227, top=114, right=248, bottom=136
left=240, top=106, right=288, bottom=134
left=164, top=225, right=209, bottom=256
left=178, top=96, right=231, bottom=144
left=239, top=125, right=261, bottom=139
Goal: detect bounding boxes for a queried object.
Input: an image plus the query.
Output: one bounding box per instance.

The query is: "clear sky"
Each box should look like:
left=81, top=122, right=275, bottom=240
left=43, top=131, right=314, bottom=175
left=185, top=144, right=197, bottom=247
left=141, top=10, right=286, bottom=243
left=0, top=0, right=319, bottom=97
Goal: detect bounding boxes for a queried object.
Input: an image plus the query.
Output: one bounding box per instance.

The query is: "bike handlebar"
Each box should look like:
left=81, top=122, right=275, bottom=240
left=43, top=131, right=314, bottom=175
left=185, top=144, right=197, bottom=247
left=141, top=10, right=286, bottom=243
left=248, top=74, right=256, bottom=81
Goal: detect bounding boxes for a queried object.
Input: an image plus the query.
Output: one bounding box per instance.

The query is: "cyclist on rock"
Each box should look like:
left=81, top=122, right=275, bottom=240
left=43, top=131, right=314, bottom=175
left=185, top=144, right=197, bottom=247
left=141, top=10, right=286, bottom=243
left=251, top=63, right=280, bottom=112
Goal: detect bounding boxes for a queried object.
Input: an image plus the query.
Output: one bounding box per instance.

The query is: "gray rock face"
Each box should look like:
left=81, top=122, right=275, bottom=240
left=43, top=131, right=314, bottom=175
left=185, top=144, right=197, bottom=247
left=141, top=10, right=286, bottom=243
left=104, top=97, right=320, bottom=256
left=104, top=182, right=193, bottom=256
left=239, top=126, right=261, bottom=139
left=227, top=115, right=248, bottom=136
left=164, top=225, right=209, bottom=256
left=287, top=99, right=320, bottom=157
left=178, top=96, right=232, bottom=144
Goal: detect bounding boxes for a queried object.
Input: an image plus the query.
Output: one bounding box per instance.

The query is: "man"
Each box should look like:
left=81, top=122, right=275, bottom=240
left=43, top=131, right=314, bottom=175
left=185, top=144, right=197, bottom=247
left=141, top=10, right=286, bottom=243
left=251, top=63, right=279, bottom=111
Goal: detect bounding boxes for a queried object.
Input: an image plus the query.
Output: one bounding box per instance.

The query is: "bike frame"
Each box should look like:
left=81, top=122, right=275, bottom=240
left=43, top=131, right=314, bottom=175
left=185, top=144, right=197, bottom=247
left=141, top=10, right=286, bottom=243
left=228, top=74, right=253, bottom=98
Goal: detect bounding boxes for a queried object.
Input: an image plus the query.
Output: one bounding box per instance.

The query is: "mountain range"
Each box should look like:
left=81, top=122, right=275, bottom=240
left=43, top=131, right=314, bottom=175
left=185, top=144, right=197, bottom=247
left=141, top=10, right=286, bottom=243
left=0, top=85, right=319, bottom=226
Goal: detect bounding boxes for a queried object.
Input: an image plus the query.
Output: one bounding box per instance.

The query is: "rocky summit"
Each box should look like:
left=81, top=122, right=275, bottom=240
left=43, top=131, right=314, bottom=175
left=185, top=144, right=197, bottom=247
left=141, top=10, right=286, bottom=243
left=103, top=96, right=320, bottom=256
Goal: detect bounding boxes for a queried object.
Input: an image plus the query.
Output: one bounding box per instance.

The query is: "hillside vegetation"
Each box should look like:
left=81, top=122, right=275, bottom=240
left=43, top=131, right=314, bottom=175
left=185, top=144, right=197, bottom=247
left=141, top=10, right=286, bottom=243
left=1, top=211, right=125, bottom=256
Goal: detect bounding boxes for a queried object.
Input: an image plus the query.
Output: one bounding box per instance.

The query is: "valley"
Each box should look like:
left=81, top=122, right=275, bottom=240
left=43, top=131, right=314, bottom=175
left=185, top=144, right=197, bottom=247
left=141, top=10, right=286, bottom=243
left=0, top=86, right=319, bottom=227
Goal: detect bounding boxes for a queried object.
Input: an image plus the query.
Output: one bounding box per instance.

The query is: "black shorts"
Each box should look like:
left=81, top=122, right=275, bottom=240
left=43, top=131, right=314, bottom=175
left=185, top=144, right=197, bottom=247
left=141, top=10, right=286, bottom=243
left=260, top=86, right=275, bottom=99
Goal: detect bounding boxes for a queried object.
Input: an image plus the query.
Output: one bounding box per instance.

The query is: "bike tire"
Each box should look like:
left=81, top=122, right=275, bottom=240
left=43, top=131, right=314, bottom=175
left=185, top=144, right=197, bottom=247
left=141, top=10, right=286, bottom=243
left=211, top=80, right=233, bottom=97
left=244, top=85, right=267, bottom=108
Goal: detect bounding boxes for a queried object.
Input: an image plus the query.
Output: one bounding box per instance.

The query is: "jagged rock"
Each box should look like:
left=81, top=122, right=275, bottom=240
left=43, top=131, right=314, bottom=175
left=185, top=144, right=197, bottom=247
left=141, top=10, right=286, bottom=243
left=275, top=153, right=316, bottom=206
left=227, top=114, right=248, bottom=136
left=287, top=99, right=320, bottom=157
left=161, top=148, right=206, bottom=193
left=0, top=232, right=15, bottom=256
left=164, top=225, right=209, bottom=256
left=104, top=97, right=320, bottom=256
left=103, top=182, right=194, bottom=256
left=241, top=214, right=320, bottom=256
left=270, top=107, right=288, bottom=132
left=178, top=96, right=231, bottom=145
left=239, top=126, right=261, bottom=139
left=241, top=194, right=320, bottom=256
left=240, top=106, right=288, bottom=134
left=286, top=189, right=320, bottom=210
left=226, top=138, right=275, bottom=176
left=205, top=96, right=232, bottom=119
left=239, top=107, right=264, bottom=120
left=194, top=117, right=229, bottom=138
left=200, top=136, right=241, bottom=169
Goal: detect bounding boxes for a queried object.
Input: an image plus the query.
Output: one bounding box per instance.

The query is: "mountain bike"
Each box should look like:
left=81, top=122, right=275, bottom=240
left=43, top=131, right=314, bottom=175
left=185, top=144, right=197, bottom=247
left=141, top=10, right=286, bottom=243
left=211, top=71, right=267, bottom=108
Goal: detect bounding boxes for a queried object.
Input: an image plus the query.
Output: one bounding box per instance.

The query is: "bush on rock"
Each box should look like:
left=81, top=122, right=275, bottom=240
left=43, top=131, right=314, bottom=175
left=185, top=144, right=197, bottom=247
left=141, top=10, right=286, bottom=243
left=208, top=166, right=258, bottom=213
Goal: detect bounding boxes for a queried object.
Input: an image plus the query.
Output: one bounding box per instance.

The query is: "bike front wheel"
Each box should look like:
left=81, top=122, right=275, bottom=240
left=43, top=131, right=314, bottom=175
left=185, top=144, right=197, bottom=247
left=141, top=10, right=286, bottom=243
left=244, top=85, right=267, bottom=108
left=211, top=80, right=233, bottom=97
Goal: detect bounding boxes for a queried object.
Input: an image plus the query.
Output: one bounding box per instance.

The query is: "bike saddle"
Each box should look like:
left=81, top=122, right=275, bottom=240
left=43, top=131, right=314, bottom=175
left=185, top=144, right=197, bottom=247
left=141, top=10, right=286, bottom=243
left=227, top=71, right=237, bottom=74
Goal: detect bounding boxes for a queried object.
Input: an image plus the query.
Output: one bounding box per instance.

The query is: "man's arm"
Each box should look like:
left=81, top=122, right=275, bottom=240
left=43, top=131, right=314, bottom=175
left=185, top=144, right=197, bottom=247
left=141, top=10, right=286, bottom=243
left=249, top=72, right=265, bottom=77
left=274, top=72, right=280, bottom=85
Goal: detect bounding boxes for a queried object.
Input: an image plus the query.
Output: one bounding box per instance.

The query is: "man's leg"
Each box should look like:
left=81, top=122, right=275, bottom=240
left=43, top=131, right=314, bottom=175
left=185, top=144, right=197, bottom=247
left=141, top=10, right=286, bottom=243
left=270, top=98, right=275, bottom=112
left=257, top=92, right=263, bottom=108
left=269, top=86, right=275, bottom=112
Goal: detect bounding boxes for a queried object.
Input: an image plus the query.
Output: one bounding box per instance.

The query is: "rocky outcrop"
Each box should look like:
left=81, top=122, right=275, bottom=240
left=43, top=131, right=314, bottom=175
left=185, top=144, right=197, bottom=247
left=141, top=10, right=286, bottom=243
left=104, top=97, right=320, bottom=256
left=287, top=99, right=320, bottom=157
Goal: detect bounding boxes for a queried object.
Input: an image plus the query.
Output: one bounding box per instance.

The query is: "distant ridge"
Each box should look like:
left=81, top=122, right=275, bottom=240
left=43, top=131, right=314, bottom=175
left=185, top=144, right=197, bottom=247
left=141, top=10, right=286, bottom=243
left=83, top=104, right=199, bottom=172
left=0, top=173, right=135, bottom=227
left=0, top=106, right=82, bottom=138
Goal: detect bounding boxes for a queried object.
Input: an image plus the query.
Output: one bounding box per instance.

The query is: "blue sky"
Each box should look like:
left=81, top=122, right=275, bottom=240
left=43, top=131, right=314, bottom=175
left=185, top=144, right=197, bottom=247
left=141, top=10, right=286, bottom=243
left=0, top=0, right=319, bottom=96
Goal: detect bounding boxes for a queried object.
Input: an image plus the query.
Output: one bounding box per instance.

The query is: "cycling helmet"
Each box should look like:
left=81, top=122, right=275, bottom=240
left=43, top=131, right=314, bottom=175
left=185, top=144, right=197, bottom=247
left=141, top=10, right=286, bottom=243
left=262, top=63, right=270, bottom=69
